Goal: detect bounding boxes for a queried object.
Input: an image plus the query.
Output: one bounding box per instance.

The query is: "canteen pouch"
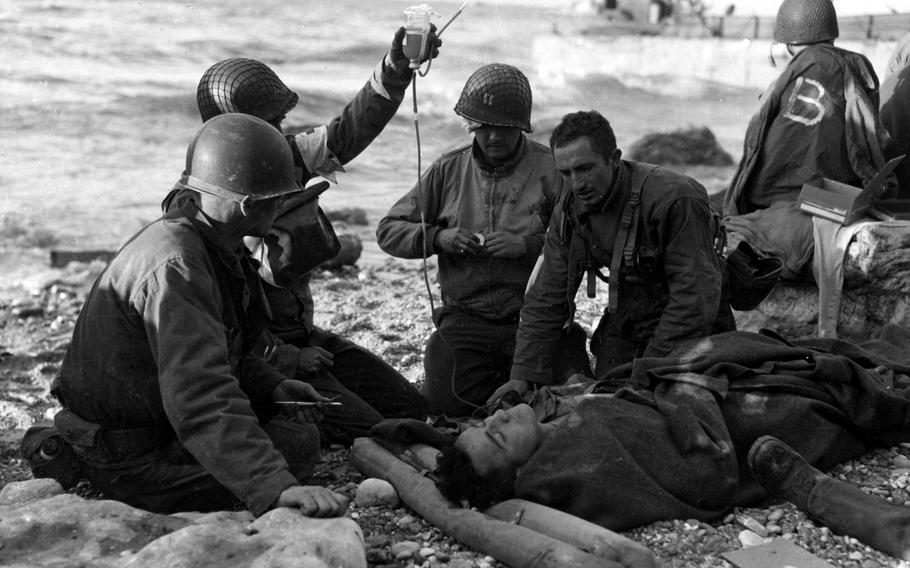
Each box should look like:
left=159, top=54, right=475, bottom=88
left=20, top=425, right=83, bottom=489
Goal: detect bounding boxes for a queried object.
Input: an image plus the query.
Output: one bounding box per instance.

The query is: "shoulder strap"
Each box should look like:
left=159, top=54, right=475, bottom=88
left=607, top=164, right=656, bottom=313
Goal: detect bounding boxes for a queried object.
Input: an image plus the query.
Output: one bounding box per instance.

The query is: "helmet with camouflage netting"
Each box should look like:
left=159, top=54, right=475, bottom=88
left=454, top=63, right=533, bottom=132
left=773, top=0, right=839, bottom=45
left=196, top=58, right=299, bottom=123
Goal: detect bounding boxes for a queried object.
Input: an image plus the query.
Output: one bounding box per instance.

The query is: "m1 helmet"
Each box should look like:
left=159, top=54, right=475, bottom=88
left=454, top=63, right=533, bottom=132
left=773, top=0, right=839, bottom=46
left=196, top=58, right=299, bottom=123
left=179, top=113, right=301, bottom=202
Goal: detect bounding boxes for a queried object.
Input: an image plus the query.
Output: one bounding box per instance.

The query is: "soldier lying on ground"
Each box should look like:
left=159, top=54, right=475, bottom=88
left=380, top=327, right=910, bottom=560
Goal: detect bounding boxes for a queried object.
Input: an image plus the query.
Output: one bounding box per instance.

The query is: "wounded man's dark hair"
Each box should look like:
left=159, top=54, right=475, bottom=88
left=434, top=445, right=513, bottom=509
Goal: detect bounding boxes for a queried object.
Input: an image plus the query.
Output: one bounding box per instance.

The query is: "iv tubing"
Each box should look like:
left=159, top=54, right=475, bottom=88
left=413, top=76, right=436, bottom=315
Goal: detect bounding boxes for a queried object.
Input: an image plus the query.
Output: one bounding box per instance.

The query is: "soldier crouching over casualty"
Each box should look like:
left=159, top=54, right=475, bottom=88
left=489, top=110, right=734, bottom=404
left=20, top=114, right=349, bottom=518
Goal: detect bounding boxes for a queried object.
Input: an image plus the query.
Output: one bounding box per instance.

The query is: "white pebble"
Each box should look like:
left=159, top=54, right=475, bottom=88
left=737, top=515, right=769, bottom=538
left=738, top=529, right=767, bottom=548
left=419, top=547, right=435, bottom=558
left=390, top=540, right=420, bottom=560
left=354, top=478, right=400, bottom=508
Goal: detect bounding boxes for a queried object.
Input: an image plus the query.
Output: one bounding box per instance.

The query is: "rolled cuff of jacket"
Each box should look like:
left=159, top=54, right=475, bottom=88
left=509, top=361, right=554, bottom=386
left=426, top=226, right=444, bottom=256
left=248, top=472, right=300, bottom=516
left=241, top=356, right=288, bottom=404
left=378, top=53, right=413, bottom=93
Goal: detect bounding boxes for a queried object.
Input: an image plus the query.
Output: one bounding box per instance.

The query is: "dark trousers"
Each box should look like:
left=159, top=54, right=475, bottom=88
left=808, top=475, right=910, bottom=560
left=423, top=308, right=591, bottom=417
left=81, top=417, right=319, bottom=515
left=302, top=328, right=428, bottom=445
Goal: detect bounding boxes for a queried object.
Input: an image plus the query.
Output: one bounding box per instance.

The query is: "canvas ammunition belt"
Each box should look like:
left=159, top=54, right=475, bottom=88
left=54, top=407, right=173, bottom=463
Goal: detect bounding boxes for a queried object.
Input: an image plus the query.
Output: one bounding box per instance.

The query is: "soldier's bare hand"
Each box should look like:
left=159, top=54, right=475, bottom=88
left=272, top=379, right=330, bottom=423
left=483, top=232, right=527, bottom=259
left=435, top=228, right=483, bottom=256
left=276, top=485, right=350, bottom=517
left=486, top=379, right=530, bottom=405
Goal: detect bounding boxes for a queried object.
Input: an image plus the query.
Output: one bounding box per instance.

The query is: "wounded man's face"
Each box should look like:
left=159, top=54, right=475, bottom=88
left=454, top=404, right=544, bottom=480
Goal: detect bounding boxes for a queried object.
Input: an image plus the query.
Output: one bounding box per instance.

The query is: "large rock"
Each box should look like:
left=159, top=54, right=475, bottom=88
left=324, top=231, right=364, bottom=269
left=325, top=207, right=368, bottom=226
left=735, top=223, right=910, bottom=339
left=0, top=479, right=366, bottom=568
left=627, top=126, right=734, bottom=166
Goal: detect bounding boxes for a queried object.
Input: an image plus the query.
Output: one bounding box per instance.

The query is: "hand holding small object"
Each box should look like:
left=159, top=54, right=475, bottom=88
left=271, top=380, right=333, bottom=423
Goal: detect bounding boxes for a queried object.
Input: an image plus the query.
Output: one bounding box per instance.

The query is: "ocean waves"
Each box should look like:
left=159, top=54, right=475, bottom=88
left=2, top=0, right=757, bottom=249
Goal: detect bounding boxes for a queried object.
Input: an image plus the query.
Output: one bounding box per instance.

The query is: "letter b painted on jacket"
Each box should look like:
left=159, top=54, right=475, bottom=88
left=784, top=77, right=827, bottom=126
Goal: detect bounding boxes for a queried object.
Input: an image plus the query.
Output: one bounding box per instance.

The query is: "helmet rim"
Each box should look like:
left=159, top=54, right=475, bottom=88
left=182, top=113, right=301, bottom=201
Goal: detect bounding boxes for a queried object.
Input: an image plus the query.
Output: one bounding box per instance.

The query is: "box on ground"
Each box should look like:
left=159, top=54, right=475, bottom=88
left=798, top=155, right=904, bottom=225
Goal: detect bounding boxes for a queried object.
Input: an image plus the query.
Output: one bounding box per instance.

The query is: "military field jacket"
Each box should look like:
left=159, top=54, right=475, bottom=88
left=511, top=161, right=726, bottom=383
left=725, top=44, right=891, bottom=216
left=376, top=137, right=560, bottom=322
left=54, top=201, right=297, bottom=515
left=290, top=53, right=415, bottom=181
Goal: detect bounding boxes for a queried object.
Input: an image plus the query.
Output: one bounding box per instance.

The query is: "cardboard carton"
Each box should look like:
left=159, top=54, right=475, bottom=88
left=797, top=155, right=904, bottom=225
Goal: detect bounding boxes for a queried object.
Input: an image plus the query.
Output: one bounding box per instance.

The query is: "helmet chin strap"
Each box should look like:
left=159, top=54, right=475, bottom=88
left=176, top=174, right=301, bottom=216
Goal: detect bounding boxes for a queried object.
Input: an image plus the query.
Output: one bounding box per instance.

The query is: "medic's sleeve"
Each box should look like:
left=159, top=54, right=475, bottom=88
left=292, top=54, right=412, bottom=181
left=376, top=163, right=445, bottom=259
left=644, top=196, right=723, bottom=358
left=136, top=257, right=297, bottom=515
left=510, top=203, right=580, bottom=385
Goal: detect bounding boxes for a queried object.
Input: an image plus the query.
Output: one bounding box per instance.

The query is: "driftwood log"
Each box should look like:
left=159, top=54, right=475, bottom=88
left=350, top=437, right=656, bottom=568
left=485, top=500, right=657, bottom=568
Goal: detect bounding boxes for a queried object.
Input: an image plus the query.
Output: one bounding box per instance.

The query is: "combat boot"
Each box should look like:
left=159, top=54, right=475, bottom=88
left=749, top=435, right=910, bottom=560
left=747, top=435, right=825, bottom=510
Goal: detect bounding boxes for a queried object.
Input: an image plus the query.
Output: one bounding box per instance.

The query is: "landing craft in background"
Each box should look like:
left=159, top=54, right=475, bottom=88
left=570, top=0, right=906, bottom=20
left=571, top=0, right=909, bottom=40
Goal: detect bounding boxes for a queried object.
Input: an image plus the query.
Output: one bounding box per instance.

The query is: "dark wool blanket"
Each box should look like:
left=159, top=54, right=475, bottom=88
left=513, top=327, right=910, bottom=531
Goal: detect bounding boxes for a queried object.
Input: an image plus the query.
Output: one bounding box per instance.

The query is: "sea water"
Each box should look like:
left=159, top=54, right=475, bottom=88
left=0, top=0, right=758, bottom=258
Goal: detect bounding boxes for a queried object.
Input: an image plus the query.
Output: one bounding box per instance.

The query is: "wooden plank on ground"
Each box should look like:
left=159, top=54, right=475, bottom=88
left=49, top=250, right=115, bottom=268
